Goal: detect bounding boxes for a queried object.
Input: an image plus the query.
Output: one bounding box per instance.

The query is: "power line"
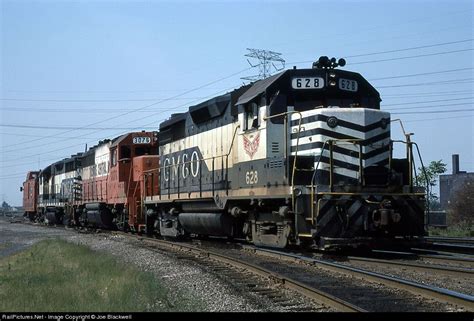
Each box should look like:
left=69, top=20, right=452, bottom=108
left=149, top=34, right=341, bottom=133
left=383, top=97, right=473, bottom=106
left=369, top=68, right=474, bottom=81
left=0, top=66, right=254, bottom=152
left=0, top=97, right=207, bottom=103
left=0, top=172, right=32, bottom=179
left=4, top=88, right=230, bottom=94
left=383, top=90, right=473, bottom=98
left=0, top=83, right=243, bottom=162
left=3, top=40, right=473, bottom=161
left=3, top=68, right=471, bottom=110
left=349, top=49, right=473, bottom=66
left=392, top=108, right=474, bottom=115
left=0, top=106, right=186, bottom=113
left=4, top=97, right=472, bottom=114
left=277, top=10, right=471, bottom=50
left=403, top=114, right=473, bottom=123
left=0, top=132, right=103, bottom=139
left=287, top=39, right=474, bottom=66
left=0, top=124, right=158, bottom=130
left=377, top=78, right=474, bottom=89
left=0, top=175, right=27, bottom=180
left=345, top=39, right=473, bottom=58
left=384, top=102, right=473, bottom=111
left=0, top=153, right=81, bottom=169
left=2, top=82, right=241, bottom=154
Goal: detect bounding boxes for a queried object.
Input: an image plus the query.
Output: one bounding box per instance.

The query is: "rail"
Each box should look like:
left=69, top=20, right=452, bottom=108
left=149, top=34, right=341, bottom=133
left=121, top=233, right=365, bottom=312
left=251, top=247, right=474, bottom=311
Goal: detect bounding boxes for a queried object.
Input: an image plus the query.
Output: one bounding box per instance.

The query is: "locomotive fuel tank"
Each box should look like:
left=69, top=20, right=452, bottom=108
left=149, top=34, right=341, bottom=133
left=84, top=203, right=113, bottom=228
left=44, top=207, right=63, bottom=225
left=178, top=213, right=235, bottom=236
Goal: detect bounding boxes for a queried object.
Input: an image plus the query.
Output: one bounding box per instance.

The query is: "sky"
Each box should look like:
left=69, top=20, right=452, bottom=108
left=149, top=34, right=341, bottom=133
left=1, top=0, right=473, bottom=206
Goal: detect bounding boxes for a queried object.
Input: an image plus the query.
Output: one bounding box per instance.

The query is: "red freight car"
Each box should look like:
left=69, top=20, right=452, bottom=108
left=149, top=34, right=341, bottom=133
left=21, top=171, right=39, bottom=220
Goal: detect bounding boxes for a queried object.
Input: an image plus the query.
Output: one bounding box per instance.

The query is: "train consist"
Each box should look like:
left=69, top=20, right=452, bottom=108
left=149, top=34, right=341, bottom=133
left=22, top=132, right=159, bottom=232
left=22, top=57, right=426, bottom=249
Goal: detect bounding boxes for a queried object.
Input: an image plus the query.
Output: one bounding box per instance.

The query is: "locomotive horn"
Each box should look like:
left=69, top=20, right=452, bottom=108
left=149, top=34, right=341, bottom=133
left=319, top=56, right=329, bottom=68
left=338, top=58, right=346, bottom=67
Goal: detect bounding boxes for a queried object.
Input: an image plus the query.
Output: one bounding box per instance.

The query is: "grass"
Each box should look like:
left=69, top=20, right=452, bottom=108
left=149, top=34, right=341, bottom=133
left=0, top=242, right=11, bottom=251
left=428, top=223, right=473, bottom=237
left=0, top=239, right=204, bottom=312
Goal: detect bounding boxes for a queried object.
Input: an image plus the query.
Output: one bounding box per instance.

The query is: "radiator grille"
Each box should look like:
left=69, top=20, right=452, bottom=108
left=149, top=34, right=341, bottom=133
left=271, top=142, right=280, bottom=153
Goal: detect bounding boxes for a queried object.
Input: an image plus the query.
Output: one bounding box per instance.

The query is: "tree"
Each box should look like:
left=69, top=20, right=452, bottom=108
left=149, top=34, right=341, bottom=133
left=448, top=178, right=474, bottom=226
left=415, top=160, right=447, bottom=210
left=1, top=201, right=10, bottom=210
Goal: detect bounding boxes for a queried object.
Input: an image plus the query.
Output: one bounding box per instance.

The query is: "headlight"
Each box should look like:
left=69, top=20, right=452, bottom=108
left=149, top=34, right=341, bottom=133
left=327, top=116, right=338, bottom=128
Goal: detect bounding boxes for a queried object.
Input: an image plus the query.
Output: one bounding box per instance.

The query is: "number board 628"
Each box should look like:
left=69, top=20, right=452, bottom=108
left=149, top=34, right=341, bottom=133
left=291, top=77, right=324, bottom=89
left=338, top=78, right=358, bottom=92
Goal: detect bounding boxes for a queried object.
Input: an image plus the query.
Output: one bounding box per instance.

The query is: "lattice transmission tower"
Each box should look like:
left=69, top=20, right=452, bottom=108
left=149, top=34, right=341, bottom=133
left=241, top=48, right=285, bottom=82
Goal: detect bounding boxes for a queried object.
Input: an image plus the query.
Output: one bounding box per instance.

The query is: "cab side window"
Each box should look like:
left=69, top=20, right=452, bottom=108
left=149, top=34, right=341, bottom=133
left=120, top=146, right=131, bottom=160
left=244, top=102, right=259, bottom=131
left=111, top=149, right=117, bottom=166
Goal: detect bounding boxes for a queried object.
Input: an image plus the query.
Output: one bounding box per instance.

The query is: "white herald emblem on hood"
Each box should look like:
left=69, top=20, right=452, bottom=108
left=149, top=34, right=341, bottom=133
left=243, top=132, right=260, bottom=159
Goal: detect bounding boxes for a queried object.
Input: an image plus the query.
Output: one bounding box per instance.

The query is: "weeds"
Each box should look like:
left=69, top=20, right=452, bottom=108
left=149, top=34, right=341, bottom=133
left=0, top=239, right=203, bottom=312
left=428, top=222, right=473, bottom=237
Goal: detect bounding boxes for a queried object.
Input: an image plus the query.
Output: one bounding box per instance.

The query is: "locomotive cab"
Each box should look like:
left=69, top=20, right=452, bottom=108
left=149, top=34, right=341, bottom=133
left=106, top=131, right=159, bottom=232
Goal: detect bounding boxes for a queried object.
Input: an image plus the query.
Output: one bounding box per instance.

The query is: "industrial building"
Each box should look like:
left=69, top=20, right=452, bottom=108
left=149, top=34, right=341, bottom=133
left=439, top=154, right=474, bottom=210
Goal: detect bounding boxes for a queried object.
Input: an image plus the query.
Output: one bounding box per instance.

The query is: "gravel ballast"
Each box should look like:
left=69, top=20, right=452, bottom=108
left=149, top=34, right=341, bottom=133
left=0, top=217, right=326, bottom=312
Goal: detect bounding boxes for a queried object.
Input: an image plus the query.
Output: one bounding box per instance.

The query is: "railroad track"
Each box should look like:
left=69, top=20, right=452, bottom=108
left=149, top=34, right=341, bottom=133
left=119, top=233, right=473, bottom=312
left=372, top=249, right=474, bottom=267
left=417, top=236, right=474, bottom=255
left=312, top=253, right=473, bottom=278
left=243, top=247, right=474, bottom=311
left=424, top=236, right=474, bottom=245
left=11, top=219, right=474, bottom=312
left=118, top=233, right=364, bottom=312
left=414, top=243, right=474, bottom=256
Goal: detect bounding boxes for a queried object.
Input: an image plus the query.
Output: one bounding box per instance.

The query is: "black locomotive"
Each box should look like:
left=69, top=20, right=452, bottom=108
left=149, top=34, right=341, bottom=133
left=142, top=57, right=426, bottom=250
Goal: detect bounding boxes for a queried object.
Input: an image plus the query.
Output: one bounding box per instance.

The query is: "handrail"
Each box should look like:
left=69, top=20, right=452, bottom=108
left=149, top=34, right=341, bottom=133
left=148, top=125, right=242, bottom=173
left=225, top=124, right=241, bottom=195
left=141, top=124, right=242, bottom=198
left=310, top=138, right=363, bottom=187
left=393, top=140, right=430, bottom=219
left=311, top=140, right=330, bottom=186
left=392, top=118, right=416, bottom=188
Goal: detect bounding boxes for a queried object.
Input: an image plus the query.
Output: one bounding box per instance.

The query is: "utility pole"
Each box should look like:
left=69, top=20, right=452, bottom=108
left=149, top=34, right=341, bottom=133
left=241, top=48, right=285, bottom=82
